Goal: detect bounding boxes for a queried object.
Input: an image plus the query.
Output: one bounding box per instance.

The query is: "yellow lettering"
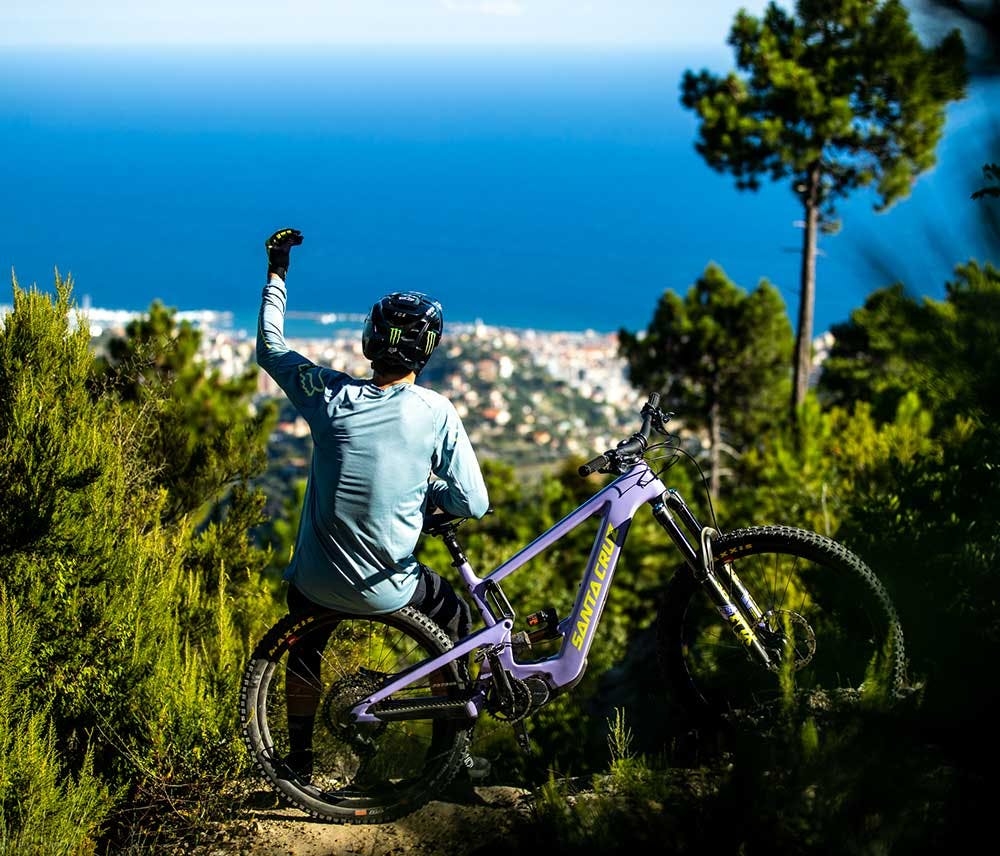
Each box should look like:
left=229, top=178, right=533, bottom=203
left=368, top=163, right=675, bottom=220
left=597, top=525, right=617, bottom=573
left=574, top=599, right=594, bottom=649
left=572, top=526, right=620, bottom=651
left=726, top=612, right=755, bottom=647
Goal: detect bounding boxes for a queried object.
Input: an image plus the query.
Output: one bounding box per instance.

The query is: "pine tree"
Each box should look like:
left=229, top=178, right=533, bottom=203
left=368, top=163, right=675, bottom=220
left=681, top=0, right=968, bottom=423
left=618, top=263, right=792, bottom=498
left=94, top=300, right=276, bottom=523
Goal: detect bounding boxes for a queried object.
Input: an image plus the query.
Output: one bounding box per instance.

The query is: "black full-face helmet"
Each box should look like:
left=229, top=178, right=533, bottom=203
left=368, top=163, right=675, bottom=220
left=362, top=291, right=444, bottom=374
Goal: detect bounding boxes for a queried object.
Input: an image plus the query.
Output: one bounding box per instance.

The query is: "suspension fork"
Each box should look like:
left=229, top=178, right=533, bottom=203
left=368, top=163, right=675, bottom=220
left=650, top=490, right=775, bottom=668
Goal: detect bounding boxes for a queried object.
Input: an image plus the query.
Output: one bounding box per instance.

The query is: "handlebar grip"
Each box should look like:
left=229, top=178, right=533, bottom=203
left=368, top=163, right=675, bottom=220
left=578, top=453, right=610, bottom=477
left=648, top=392, right=660, bottom=409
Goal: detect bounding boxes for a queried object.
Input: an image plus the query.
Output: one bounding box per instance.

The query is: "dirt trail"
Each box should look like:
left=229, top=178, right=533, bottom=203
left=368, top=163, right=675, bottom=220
left=187, top=786, right=533, bottom=856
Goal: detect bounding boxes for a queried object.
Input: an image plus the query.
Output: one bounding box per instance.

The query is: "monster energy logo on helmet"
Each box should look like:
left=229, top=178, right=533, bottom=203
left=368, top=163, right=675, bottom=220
left=362, top=291, right=444, bottom=374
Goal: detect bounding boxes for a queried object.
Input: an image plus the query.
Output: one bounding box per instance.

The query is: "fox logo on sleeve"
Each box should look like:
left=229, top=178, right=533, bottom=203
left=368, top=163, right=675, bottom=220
left=297, top=365, right=330, bottom=397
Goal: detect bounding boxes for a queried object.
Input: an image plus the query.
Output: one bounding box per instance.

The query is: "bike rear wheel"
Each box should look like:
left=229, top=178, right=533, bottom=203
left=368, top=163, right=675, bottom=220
left=657, top=526, right=906, bottom=719
left=240, top=605, right=470, bottom=823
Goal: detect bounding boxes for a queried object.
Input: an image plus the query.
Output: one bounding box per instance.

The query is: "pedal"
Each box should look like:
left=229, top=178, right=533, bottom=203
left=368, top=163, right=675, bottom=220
left=513, top=720, right=532, bottom=753
left=463, top=753, right=492, bottom=781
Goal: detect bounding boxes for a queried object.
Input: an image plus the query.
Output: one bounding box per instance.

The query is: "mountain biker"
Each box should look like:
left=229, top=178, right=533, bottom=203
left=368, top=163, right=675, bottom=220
left=256, top=227, right=490, bottom=785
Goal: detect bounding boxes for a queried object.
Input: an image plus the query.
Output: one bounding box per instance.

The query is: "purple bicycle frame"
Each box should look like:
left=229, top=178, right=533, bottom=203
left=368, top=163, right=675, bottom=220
left=351, top=461, right=667, bottom=725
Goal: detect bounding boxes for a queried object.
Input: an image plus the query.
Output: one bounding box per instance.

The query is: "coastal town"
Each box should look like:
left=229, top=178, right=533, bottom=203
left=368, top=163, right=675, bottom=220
left=2, top=298, right=837, bottom=478
left=0, top=300, right=646, bottom=472
left=207, top=318, right=643, bottom=471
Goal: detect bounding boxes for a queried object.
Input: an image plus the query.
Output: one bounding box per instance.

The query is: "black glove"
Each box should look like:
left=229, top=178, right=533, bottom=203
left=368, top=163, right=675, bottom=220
left=264, top=228, right=303, bottom=281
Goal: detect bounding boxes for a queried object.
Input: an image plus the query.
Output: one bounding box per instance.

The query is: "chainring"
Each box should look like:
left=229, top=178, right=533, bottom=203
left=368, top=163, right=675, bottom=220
left=486, top=674, right=534, bottom=722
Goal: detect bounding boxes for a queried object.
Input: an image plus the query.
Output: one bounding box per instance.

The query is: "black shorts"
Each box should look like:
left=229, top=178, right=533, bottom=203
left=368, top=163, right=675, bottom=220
left=286, top=565, right=471, bottom=644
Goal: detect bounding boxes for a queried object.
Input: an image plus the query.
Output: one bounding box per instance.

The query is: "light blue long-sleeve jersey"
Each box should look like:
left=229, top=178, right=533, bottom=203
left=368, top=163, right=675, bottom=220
left=256, top=278, right=490, bottom=613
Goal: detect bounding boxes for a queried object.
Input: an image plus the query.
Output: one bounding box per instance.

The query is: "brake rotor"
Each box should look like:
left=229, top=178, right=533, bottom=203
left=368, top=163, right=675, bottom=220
left=761, top=610, right=816, bottom=671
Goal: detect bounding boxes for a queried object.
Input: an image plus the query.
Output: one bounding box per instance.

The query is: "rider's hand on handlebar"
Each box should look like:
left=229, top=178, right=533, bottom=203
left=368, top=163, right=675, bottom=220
left=265, top=228, right=303, bottom=282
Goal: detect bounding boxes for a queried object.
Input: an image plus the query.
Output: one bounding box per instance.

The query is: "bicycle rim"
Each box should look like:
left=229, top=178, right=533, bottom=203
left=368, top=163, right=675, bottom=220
left=658, top=526, right=906, bottom=719
left=240, top=606, right=470, bottom=823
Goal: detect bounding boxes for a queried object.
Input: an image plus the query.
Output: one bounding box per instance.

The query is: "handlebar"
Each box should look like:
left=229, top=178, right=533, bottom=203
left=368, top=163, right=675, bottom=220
left=578, top=392, right=668, bottom=478
left=577, top=453, right=611, bottom=478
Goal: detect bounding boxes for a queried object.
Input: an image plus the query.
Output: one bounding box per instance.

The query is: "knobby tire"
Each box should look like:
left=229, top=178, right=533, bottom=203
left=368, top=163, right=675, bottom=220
left=657, top=526, right=906, bottom=720
left=240, top=605, right=470, bottom=823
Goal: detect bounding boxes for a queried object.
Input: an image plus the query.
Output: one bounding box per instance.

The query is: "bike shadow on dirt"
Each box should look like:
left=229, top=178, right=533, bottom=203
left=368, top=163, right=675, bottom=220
left=234, top=780, right=516, bottom=824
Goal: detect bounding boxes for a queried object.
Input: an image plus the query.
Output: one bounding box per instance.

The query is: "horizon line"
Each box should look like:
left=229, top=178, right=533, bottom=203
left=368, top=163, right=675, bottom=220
left=0, top=40, right=728, bottom=53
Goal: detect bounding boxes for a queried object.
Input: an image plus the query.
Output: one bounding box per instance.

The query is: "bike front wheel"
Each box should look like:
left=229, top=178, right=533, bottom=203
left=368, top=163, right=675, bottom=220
left=657, top=526, right=906, bottom=719
left=240, top=605, right=470, bottom=823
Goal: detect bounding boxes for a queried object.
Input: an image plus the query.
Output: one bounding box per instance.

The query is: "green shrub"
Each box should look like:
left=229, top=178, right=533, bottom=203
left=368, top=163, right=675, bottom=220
left=0, top=275, right=279, bottom=849
left=0, top=587, right=111, bottom=855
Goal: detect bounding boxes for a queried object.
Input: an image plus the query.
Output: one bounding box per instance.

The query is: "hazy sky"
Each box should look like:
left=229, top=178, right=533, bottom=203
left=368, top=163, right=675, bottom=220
left=2, top=0, right=772, bottom=48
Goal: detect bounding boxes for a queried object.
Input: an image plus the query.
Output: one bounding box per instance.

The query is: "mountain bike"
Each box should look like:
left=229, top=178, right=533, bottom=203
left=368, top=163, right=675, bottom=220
left=240, top=393, right=906, bottom=823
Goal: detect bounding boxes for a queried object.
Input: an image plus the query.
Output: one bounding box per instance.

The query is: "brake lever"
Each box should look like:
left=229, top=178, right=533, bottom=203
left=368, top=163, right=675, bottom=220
left=651, top=409, right=674, bottom=436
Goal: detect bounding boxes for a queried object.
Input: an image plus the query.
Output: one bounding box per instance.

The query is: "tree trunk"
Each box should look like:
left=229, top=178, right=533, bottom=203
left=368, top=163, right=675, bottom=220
left=709, top=392, right=721, bottom=499
left=792, top=165, right=821, bottom=427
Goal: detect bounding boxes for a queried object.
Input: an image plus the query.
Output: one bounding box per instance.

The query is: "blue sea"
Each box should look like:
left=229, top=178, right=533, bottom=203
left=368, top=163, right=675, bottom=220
left=1, top=46, right=997, bottom=338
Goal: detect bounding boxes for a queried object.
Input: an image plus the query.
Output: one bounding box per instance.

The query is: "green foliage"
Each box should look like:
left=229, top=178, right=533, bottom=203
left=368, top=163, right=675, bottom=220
left=839, top=417, right=1000, bottom=722
left=619, top=263, right=792, bottom=496
left=818, top=282, right=938, bottom=420
left=819, top=261, right=1000, bottom=424
left=928, top=261, right=1000, bottom=422
left=0, top=587, right=111, bottom=856
left=605, top=707, right=634, bottom=767
left=702, top=703, right=959, bottom=855
left=0, top=274, right=280, bottom=850
left=262, top=478, right=305, bottom=579
left=528, top=706, right=731, bottom=856
left=0, top=277, right=162, bottom=749
left=94, top=300, right=277, bottom=523
left=524, top=697, right=962, bottom=855
left=683, top=0, right=967, bottom=212
left=0, top=278, right=121, bottom=557
left=732, top=392, right=936, bottom=533
left=682, top=0, right=968, bottom=415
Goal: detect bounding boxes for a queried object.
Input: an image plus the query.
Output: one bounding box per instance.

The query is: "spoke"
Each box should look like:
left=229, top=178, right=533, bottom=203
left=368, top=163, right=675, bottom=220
left=664, top=529, right=903, bottom=717
left=785, top=555, right=805, bottom=616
